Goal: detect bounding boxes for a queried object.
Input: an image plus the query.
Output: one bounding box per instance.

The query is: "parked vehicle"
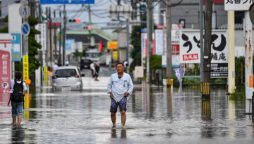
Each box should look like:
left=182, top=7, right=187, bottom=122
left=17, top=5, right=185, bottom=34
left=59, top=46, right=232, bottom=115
left=80, top=58, right=93, bottom=70
left=52, top=66, right=84, bottom=91
left=85, top=49, right=100, bottom=62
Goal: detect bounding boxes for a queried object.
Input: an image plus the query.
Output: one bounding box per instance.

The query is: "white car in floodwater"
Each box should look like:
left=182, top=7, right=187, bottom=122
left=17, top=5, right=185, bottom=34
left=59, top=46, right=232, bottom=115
left=52, top=66, right=84, bottom=91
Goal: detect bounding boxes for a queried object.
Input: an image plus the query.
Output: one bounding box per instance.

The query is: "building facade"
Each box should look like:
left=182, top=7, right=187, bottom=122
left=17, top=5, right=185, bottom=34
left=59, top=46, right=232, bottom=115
left=158, top=0, right=228, bottom=29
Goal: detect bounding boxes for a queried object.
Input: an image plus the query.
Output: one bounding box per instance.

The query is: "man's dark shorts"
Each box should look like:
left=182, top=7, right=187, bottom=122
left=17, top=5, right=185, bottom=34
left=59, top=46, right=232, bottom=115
left=110, top=97, right=127, bottom=113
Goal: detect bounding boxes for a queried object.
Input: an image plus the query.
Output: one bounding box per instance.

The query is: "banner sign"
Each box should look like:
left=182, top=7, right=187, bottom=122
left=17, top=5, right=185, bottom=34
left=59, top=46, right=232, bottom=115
left=180, top=30, right=227, bottom=64
left=23, top=55, right=29, bottom=81
left=0, top=34, right=12, bottom=95
left=155, top=29, right=163, bottom=55
left=11, top=33, right=22, bottom=62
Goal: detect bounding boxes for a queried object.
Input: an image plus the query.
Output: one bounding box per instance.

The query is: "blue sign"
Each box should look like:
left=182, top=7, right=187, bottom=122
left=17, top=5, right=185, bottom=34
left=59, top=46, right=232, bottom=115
left=21, top=22, right=30, bottom=37
left=65, top=39, right=75, bottom=54
left=40, top=0, right=94, bottom=4
left=11, top=33, right=22, bottom=62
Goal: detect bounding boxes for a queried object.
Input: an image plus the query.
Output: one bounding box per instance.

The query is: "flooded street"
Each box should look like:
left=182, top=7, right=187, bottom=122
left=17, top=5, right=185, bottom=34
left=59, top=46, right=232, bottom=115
left=0, top=77, right=253, bottom=143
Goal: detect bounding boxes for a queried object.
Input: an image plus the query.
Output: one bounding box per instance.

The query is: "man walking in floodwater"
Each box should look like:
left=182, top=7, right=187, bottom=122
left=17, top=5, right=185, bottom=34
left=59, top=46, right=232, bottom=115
left=107, top=62, right=134, bottom=129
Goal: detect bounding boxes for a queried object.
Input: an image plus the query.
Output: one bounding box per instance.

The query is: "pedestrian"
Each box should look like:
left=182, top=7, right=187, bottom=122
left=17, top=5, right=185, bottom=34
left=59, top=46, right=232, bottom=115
left=123, top=60, right=128, bottom=72
left=94, top=62, right=100, bottom=81
left=90, top=62, right=96, bottom=78
left=107, top=62, right=134, bottom=129
left=8, top=71, right=27, bottom=128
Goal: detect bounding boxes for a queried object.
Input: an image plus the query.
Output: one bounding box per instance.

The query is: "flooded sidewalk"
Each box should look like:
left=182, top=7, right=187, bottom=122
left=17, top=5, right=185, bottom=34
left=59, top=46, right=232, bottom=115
left=0, top=82, right=253, bottom=144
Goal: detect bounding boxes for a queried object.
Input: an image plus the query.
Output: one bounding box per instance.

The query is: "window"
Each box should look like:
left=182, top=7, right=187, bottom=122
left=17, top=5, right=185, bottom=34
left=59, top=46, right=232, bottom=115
left=55, top=69, right=77, bottom=78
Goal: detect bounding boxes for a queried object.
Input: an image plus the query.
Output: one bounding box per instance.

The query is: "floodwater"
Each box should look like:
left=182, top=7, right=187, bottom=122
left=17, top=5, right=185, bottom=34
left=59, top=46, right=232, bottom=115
left=0, top=80, right=253, bottom=144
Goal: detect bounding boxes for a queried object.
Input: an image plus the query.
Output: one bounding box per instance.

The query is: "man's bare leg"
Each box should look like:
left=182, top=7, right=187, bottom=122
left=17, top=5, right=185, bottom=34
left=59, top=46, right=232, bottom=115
left=111, top=112, right=116, bottom=128
left=121, top=111, right=126, bottom=129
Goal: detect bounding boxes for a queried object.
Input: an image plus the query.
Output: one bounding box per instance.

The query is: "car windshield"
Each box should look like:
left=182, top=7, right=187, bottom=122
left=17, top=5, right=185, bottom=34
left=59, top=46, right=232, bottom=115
left=55, top=69, right=77, bottom=78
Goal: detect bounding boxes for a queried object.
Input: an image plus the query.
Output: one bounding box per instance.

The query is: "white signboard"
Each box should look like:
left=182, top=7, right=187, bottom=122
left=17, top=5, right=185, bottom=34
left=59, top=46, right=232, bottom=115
left=134, top=66, right=144, bottom=79
left=35, top=23, right=47, bottom=66
left=180, top=30, right=227, bottom=64
left=224, top=0, right=253, bottom=11
left=162, top=25, right=182, bottom=67
left=141, top=32, right=147, bottom=66
left=8, top=4, right=22, bottom=33
left=35, top=23, right=47, bottom=51
left=155, top=29, right=163, bottom=55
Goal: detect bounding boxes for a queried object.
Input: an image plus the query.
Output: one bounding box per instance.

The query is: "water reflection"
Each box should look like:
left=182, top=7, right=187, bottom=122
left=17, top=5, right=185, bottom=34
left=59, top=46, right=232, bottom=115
left=166, top=87, right=173, bottom=117
left=201, top=99, right=213, bottom=138
left=4, top=84, right=253, bottom=143
left=201, top=99, right=211, bottom=121
left=110, top=129, right=127, bottom=139
left=11, top=127, right=25, bottom=144
left=24, top=94, right=31, bottom=120
left=120, top=129, right=127, bottom=138
left=111, top=129, right=116, bottom=138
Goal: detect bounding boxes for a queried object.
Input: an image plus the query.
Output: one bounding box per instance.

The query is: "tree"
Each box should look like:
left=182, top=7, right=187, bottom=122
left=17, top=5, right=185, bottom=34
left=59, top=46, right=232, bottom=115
left=0, top=16, right=8, bottom=33
left=130, top=25, right=143, bottom=72
left=15, top=16, right=41, bottom=79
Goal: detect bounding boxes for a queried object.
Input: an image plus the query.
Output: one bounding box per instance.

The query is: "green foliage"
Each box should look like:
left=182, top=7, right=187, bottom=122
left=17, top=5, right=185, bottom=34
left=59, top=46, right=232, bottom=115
left=210, top=78, right=227, bottom=85
left=235, top=56, right=245, bottom=86
left=182, top=77, right=200, bottom=85
left=3, top=16, right=8, bottom=22
left=130, top=25, right=143, bottom=72
left=73, top=49, right=83, bottom=58
left=28, top=16, right=39, bottom=26
left=27, top=16, right=41, bottom=74
left=0, top=27, right=8, bottom=33
left=0, top=16, right=8, bottom=33
left=16, top=16, right=41, bottom=74
left=229, top=86, right=245, bottom=101
left=150, top=55, right=162, bottom=70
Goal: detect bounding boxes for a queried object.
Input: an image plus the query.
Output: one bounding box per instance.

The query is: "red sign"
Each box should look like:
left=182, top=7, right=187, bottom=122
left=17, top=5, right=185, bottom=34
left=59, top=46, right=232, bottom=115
left=152, top=39, right=156, bottom=55
left=183, top=54, right=199, bottom=61
left=48, top=22, right=61, bottom=28
left=172, top=44, right=180, bottom=55
left=0, top=49, right=11, bottom=94
left=98, top=40, right=103, bottom=52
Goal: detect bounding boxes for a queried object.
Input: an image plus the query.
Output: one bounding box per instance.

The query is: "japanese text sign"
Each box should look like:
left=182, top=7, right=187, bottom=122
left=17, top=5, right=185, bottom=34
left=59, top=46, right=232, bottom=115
left=180, top=30, right=227, bottom=64
left=0, top=34, right=11, bottom=94
left=23, top=55, right=29, bottom=81
left=224, top=0, right=253, bottom=11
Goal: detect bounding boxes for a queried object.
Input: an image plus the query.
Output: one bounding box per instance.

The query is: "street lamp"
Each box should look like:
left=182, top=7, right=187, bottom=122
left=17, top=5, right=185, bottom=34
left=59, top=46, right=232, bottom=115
left=109, top=4, right=132, bottom=65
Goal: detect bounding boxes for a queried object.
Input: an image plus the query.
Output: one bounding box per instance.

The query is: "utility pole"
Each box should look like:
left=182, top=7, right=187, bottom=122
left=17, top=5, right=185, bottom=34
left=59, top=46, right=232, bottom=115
left=53, top=10, right=57, bottom=63
left=199, top=0, right=204, bottom=82
left=126, top=18, right=130, bottom=67
left=146, top=0, right=153, bottom=83
left=202, top=0, right=212, bottom=98
left=166, top=0, right=173, bottom=86
left=88, top=5, right=94, bottom=47
left=227, top=10, right=235, bottom=94
left=48, top=7, right=53, bottom=66
left=58, top=11, right=62, bottom=66
left=63, top=5, right=66, bottom=66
